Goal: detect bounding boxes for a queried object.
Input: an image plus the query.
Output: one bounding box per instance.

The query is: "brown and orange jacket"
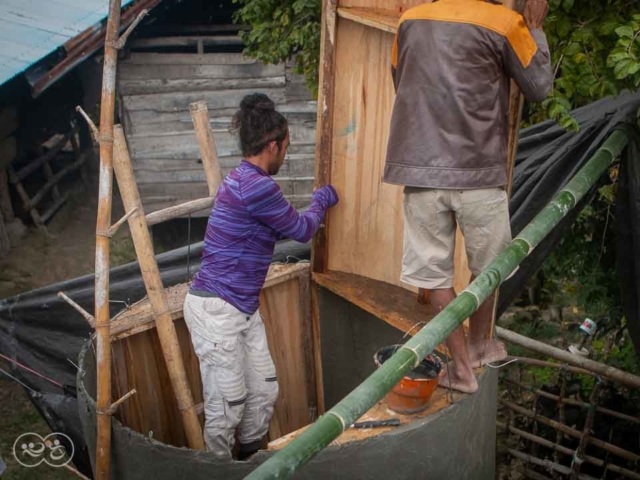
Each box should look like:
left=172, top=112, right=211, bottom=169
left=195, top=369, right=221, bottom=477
left=383, top=0, right=552, bottom=189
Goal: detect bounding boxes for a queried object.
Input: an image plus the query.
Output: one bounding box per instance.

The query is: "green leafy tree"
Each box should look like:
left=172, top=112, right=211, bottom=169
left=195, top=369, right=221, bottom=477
left=530, top=0, right=640, bottom=131
left=232, top=0, right=321, bottom=97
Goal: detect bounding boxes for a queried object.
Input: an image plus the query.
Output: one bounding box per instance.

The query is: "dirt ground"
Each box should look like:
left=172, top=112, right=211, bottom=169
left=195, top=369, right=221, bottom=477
left=0, top=177, right=134, bottom=479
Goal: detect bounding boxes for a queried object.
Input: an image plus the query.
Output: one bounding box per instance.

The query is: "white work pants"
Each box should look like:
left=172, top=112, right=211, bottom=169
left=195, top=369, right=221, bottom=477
left=183, top=293, right=279, bottom=458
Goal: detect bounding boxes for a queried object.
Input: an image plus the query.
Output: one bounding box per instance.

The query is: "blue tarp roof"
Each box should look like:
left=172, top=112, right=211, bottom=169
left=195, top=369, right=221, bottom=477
left=0, top=0, right=133, bottom=87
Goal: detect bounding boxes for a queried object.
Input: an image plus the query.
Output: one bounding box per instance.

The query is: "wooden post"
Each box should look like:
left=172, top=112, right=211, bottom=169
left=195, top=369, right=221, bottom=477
left=189, top=101, right=223, bottom=197
left=112, top=125, right=205, bottom=450
left=0, top=169, right=14, bottom=223
left=311, top=0, right=338, bottom=275
left=309, top=0, right=339, bottom=416
left=10, top=167, right=46, bottom=231
left=94, top=1, right=122, bottom=478
left=0, top=206, right=9, bottom=257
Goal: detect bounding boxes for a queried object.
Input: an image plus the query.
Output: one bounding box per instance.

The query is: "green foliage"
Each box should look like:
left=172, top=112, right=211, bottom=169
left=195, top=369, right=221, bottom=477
left=232, top=0, right=321, bottom=97
left=540, top=168, right=622, bottom=329
left=529, top=1, right=640, bottom=131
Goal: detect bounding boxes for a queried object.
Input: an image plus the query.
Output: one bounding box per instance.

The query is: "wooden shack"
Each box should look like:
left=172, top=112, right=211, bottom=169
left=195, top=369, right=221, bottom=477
left=118, top=26, right=318, bottom=215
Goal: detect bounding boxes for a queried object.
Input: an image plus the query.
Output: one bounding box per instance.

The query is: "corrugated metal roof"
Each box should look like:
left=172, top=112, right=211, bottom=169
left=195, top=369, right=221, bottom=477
left=0, top=0, right=134, bottom=87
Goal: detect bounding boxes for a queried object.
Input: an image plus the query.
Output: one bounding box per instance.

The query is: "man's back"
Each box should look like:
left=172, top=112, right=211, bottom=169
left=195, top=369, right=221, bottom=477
left=384, top=0, right=552, bottom=189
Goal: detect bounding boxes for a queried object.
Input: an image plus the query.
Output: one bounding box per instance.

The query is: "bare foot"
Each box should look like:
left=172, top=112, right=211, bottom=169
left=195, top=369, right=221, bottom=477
left=469, top=340, right=507, bottom=368
left=438, top=365, right=478, bottom=394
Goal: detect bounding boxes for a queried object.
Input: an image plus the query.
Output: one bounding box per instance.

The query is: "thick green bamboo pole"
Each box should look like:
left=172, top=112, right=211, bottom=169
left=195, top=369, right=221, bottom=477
left=246, top=128, right=629, bottom=480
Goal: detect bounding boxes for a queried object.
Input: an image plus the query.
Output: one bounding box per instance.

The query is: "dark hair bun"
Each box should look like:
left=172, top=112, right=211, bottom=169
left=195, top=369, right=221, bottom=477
left=240, top=93, right=275, bottom=112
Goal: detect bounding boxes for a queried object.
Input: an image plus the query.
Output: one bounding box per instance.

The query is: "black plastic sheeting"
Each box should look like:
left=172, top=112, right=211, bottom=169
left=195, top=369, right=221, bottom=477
left=0, top=92, right=639, bottom=476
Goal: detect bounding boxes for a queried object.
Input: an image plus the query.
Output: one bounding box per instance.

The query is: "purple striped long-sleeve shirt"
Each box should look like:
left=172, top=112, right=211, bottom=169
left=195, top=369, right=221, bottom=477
left=191, top=160, right=338, bottom=314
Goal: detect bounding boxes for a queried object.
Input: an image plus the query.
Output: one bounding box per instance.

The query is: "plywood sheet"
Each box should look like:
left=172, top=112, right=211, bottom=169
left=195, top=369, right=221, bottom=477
left=324, top=13, right=471, bottom=294
left=325, top=20, right=404, bottom=286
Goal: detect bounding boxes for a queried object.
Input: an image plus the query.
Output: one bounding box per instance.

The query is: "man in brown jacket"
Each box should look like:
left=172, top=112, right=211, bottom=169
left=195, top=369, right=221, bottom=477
left=384, top=0, right=552, bottom=393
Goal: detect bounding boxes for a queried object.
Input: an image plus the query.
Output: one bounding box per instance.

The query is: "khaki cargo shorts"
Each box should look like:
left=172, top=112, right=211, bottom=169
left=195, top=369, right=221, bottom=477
left=401, top=187, right=512, bottom=290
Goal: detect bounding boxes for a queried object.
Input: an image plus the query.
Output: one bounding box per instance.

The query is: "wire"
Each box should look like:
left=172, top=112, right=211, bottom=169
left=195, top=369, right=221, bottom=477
left=0, top=352, right=64, bottom=389
left=0, top=366, right=40, bottom=396
left=485, top=358, right=520, bottom=369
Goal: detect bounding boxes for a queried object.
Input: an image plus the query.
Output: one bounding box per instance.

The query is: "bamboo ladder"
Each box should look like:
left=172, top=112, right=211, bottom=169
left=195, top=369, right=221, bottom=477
left=57, top=1, right=226, bottom=476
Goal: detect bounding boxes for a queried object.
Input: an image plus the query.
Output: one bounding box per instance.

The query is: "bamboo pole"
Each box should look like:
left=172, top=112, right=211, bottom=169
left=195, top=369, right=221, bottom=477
left=189, top=101, right=223, bottom=197
left=501, top=399, right=640, bottom=462
left=93, top=1, right=122, bottom=477
left=497, top=422, right=640, bottom=480
left=112, top=125, right=205, bottom=450
left=246, top=128, right=629, bottom=479
left=571, top=383, right=600, bottom=479
left=146, top=196, right=215, bottom=226
left=502, top=379, right=640, bottom=424
left=507, top=448, right=598, bottom=480
left=496, top=328, right=640, bottom=388
left=94, top=1, right=122, bottom=477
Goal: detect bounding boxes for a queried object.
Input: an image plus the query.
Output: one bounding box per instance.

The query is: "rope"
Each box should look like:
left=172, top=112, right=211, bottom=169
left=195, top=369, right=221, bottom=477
left=0, top=352, right=64, bottom=389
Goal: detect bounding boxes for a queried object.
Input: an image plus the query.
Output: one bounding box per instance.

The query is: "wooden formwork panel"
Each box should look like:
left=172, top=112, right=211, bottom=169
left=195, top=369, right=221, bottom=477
left=109, top=264, right=317, bottom=447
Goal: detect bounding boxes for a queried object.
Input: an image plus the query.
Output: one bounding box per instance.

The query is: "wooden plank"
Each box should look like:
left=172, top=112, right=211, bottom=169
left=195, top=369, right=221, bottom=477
left=121, top=87, right=288, bottom=113
left=119, top=76, right=287, bottom=95
left=129, top=35, right=243, bottom=49
left=337, top=7, right=400, bottom=33
left=143, top=24, right=248, bottom=35
left=262, top=272, right=316, bottom=438
left=123, top=52, right=258, bottom=65
left=0, top=136, right=17, bottom=170
left=110, top=264, right=315, bottom=446
left=118, top=62, right=284, bottom=82
left=0, top=169, right=14, bottom=222
left=312, top=0, right=340, bottom=274
left=126, top=120, right=315, bottom=159
left=110, top=264, right=310, bottom=341
left=313, top=270, right=435, bottom=334
left=0, top=106, right=18, bottom=141
left=40, top=190, right=71, bottom=224
left=269, top=390, right=451, bottom=450
left=23, top=155, right=86, bottom=210
left=11, top=130, right=73, bottom=183
left=123, top=101, right=317, bottom=135
left=338, top=0, right=424, bottom=11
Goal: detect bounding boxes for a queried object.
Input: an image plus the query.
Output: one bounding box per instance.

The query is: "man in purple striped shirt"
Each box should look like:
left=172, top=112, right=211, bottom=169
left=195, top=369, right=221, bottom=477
left=183, top=93, right=338, bottom=460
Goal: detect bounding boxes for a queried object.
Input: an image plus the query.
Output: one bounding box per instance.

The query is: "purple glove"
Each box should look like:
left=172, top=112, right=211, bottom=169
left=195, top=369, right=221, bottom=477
left=312, top=185, right=339, bottom=209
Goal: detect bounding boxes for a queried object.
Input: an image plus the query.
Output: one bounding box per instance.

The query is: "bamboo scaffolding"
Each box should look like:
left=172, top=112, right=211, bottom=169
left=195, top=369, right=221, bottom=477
left=497, top=328, right=640, bottom=389
left=94, top=0, right=122, bottom=477
left=503, top=378, right=640, bottom=424
left=571, top=383, right=600, bottom=479
left=246, top=128, right=629, bottom=478
left=501, top=399, right=640, bottom=462
left=112, top=125, right=205, bottom=450
left=507, top=448, right=598, bottom=480
left=497, top=422, right=640, bottom=480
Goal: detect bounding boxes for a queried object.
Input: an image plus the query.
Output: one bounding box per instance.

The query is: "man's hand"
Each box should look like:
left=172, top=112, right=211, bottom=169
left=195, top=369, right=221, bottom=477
left=523, top=0, right=548, bottom=30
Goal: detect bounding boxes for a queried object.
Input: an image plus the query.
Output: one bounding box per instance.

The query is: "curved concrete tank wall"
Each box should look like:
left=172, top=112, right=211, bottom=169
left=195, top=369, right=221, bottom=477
left=78, top=338, right=497, bottom=479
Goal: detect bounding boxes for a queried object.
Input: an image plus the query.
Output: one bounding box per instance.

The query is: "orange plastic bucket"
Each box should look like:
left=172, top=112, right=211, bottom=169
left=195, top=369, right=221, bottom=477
left=374, top=345, right=443, bottom=414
